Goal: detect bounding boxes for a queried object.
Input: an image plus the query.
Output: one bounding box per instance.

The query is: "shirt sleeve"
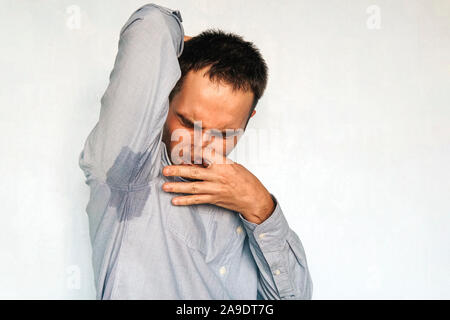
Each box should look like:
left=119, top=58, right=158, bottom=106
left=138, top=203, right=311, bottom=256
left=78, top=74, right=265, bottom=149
left=78, top=4, right=184, bottom=188
left=238, top=194, right=313, bottom=299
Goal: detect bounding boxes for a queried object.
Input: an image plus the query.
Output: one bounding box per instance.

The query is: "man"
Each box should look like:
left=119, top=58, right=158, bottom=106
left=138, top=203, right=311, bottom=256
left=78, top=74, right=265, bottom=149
left=79, top=3, right=313, bottom=299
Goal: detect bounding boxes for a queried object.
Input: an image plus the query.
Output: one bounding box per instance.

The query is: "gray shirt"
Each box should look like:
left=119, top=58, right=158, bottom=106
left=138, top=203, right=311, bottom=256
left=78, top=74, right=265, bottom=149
left=78, top=3, right=312, bottom=299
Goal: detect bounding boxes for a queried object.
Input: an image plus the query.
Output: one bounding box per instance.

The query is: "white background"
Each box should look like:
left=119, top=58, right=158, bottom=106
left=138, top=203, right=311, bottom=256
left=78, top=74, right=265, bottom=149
left=0, top=0, right=448, bottom=299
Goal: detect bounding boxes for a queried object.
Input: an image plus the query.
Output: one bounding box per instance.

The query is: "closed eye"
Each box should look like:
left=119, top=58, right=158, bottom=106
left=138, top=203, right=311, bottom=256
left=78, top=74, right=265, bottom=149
left=176, top=112, right=195, bottom=128
left=176, top=112, right=240, bottom=138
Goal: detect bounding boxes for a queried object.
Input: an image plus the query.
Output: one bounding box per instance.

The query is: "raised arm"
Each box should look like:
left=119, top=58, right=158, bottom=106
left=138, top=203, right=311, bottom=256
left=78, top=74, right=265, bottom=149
left=79, top=4, right=184, bottom=188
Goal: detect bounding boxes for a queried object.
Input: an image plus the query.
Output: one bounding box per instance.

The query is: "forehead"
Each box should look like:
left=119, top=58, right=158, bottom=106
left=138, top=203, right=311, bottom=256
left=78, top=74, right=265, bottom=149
left=174, top=67, right=254, bottom=129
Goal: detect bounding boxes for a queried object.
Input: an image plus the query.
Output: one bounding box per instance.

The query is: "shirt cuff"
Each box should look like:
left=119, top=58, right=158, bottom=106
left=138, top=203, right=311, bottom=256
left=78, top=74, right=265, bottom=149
left=238, top=194, right=296, bottom=298
left=238, top=194, right=290, bottom=252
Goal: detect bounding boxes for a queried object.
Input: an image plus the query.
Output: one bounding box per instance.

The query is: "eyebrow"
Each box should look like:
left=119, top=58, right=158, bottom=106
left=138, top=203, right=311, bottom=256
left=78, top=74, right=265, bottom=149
left=175, top=112, right=239, bottom=136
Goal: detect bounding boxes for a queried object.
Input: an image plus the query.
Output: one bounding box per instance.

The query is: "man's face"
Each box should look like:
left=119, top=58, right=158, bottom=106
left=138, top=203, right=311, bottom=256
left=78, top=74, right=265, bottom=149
left=162, top=66, right=255, bottom=166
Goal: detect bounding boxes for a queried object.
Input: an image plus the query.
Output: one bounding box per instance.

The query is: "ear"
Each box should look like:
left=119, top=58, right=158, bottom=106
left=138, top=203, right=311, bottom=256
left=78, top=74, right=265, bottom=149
left=250, top=110, right=256, bottom=118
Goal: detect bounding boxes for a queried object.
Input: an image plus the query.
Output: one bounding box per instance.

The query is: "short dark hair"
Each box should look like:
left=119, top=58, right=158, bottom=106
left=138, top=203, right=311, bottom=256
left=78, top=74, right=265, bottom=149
left=169, top=29, right=268, bottom=127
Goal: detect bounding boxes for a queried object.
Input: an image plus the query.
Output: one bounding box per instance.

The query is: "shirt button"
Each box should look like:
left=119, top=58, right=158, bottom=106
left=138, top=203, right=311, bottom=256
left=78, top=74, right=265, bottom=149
left=258, top=233, right=266, bottom=239
left=273, top=269, right=281, bottom=276
left=219, top=266, right=227, bottom=275
left=236, top=226, right=243, bottom=234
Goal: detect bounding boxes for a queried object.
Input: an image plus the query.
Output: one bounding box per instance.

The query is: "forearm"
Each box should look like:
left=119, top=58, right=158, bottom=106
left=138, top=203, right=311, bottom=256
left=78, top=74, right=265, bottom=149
left=239, top=195, right=313, bottom=299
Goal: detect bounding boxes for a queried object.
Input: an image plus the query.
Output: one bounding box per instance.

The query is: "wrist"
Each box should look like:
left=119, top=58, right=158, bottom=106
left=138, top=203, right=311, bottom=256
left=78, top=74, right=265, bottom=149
left=242, top=192, right=275, bottom=224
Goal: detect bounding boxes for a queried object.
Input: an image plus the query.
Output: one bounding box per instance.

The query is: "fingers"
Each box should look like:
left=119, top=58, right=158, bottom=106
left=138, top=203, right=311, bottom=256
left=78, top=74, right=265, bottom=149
left=171, top=194, right=214, bottom=206
left=163, top=165, right=218, bottom=181
left=162, top=181, right=220, bottom=194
